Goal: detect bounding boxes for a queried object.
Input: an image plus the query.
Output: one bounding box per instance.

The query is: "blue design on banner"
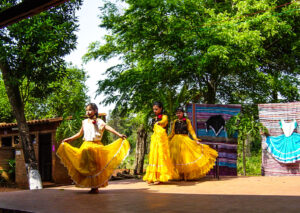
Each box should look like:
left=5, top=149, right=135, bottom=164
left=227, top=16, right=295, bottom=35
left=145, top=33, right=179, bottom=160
left=218, top=162, right=237, bottom=168
left=196, top=129, right=238, bottom=138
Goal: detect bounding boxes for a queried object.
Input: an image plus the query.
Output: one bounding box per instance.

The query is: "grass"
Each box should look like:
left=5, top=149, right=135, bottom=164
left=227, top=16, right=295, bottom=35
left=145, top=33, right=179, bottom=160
left=237, top=152, right=262, bottom=176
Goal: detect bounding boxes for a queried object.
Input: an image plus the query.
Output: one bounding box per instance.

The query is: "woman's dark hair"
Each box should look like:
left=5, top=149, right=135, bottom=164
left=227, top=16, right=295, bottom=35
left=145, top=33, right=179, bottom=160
left=153, top=101, right=163, bottom=108
left=176, top=106, right=185, bottom=113
left=86, top=103, right=98, bottom=117
left=153, top=101, right=164, bottom=113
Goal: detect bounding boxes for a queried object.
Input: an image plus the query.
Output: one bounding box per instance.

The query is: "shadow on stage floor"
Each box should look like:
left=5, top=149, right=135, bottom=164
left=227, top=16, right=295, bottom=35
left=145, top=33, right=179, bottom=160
left=0, top=186, right=300, bottom=213
left=110, top=176, right=240, bottom=187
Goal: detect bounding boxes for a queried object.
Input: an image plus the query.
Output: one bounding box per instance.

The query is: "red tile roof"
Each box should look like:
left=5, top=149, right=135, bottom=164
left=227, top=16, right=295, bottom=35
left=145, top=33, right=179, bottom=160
left=0, top=113, right=107, bottom=129
left=0, top=117, right=63, bottom=129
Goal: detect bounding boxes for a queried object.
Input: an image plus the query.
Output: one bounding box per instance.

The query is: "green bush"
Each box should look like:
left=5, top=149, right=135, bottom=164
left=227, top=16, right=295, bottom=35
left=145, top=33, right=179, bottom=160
left=0, top=159, right=16, bottom=185
left=237, top=152, right=261, bottom=176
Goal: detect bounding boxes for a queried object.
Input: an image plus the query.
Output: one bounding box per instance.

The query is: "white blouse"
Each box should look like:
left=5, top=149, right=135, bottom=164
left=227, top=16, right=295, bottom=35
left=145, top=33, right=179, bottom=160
left=280, top=119, right=297, bottom=137
left=83, top=118, right=106, bottom=141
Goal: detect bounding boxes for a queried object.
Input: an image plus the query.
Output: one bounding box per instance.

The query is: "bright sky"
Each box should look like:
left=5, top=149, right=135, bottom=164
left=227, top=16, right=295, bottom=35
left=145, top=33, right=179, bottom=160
left=64, top=0, right=118, bottom=114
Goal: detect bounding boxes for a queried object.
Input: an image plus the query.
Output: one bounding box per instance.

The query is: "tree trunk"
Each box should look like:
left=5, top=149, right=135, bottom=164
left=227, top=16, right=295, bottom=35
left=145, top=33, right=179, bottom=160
left=272, top=89, right=278, bottom=103
left=206, top=82, right=216, bottom=104
left=204, top=74, right=217, bottom=104
left=134, top=125, right=147, bottom=175
left=242, top=139, right=246, bottom=176
left=245, top=135, right=251, bottom=157
left=1, top=65, right=42, bottom=189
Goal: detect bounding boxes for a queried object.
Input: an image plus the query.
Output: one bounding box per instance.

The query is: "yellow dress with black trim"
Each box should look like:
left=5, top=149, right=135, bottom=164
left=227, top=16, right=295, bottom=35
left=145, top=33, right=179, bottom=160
left=143, top=115, right=179, bottom=183
left=169, top=118, right=218, bottom=180
left=56, top=118, right=130, bottom=188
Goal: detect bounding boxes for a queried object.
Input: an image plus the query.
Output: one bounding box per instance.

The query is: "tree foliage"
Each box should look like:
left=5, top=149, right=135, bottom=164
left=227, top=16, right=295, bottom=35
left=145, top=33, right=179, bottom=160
left=0, top=0, right=83, bottom=187
left=1, top=66, right=89, bottom=146
left=226, top=105, right=268, bottom=175
left=24, top=66, right=89, bottom=120
left=107, top=108, right=150, bottom=143
left=85, top=0, right=299, bottom=114
left=0, top=75, right=13, bottom=122
left=0, top=0, right=82, bottom=93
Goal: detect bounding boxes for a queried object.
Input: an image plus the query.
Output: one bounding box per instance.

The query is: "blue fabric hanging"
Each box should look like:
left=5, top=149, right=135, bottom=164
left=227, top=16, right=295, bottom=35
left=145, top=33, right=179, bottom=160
left=266, top=120, right=300, bottom=163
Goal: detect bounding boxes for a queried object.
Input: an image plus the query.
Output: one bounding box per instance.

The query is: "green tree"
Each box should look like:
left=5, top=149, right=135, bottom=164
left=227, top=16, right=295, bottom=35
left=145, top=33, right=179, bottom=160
left=24, top=66, right=89, bottom=120
left=24, top=66, right=90, bottom=148
left=85, top=0, right=299, bottom=176
left=0, top=75, right=13, bottom=122
left=107, top=108, right=151, bottom=173
left=0, top=66, right=89, bottom=145
left=226, top=106, right=268, bottom=176
left=0, top=0, right=82, bottom=189
left=85, top=0, right=299, bottom=109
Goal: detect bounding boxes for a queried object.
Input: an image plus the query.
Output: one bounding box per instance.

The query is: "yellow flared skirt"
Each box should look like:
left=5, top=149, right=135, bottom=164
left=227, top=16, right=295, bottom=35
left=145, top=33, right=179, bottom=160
left=143, top=124, right=179, bottom=183
left=56, top=138, right=130, bottom=188
left=169, top=135, right=218, bottom=180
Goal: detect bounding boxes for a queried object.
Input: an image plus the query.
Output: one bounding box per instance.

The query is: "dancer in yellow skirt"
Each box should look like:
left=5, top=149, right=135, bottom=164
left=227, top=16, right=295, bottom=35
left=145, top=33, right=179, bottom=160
left=169, top=107, right=218, bottom=180
left=57, top=103, right=130, bottom=193
left=143, top=101, right=179, bottom=184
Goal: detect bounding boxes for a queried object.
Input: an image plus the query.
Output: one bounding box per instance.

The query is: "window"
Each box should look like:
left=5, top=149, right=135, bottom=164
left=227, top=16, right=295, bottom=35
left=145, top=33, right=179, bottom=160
left=31, top=134, right=36, bottom=144
left=14, top=135, right=19, bottom=144
left=1, top=137, right=12, bottom=147
left=9, top=135, right=36, bottom=146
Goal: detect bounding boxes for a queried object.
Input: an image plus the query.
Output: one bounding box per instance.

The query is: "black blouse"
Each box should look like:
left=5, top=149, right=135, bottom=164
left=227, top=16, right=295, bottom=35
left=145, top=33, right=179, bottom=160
left=174, top=119, right=189, bottom=134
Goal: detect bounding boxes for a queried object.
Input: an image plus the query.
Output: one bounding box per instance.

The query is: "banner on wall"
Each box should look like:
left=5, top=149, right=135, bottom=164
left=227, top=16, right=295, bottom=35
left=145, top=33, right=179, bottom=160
left=186, top=103, right=241, bottom=176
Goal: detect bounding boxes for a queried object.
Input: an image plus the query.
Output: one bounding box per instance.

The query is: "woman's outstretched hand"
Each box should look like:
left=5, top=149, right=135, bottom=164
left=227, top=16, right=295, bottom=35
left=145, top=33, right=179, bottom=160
left=120, top=134, right=127, bottom=140
left=62, top=138, right=72, bottom=143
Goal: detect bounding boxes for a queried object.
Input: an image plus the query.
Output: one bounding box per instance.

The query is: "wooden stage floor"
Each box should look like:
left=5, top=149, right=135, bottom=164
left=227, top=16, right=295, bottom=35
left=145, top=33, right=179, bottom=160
left=1, top=176, right=300, bottom=213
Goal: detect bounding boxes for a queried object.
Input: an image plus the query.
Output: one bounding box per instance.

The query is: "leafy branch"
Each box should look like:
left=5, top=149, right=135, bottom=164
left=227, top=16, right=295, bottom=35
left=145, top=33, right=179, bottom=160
left=226, top=112, right=268, bottom=175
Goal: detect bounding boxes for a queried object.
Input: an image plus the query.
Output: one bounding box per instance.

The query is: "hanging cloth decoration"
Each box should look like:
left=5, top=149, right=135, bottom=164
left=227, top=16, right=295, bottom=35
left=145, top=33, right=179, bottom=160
left=266, top=119, right=300, bottom=163
left=205, top=115, right=225, bottom=136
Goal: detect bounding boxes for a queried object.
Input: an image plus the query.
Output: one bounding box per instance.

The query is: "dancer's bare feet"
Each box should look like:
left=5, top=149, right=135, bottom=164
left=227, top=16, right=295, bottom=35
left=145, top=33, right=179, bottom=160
left=88, top=188, right=99, bottom=194
left=153, top=181, right=161, bottom=185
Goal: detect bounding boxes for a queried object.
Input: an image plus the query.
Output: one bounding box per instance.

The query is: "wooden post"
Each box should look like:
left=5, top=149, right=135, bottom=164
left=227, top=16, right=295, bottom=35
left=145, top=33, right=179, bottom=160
left=192, top=103, right=197, bottom=134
